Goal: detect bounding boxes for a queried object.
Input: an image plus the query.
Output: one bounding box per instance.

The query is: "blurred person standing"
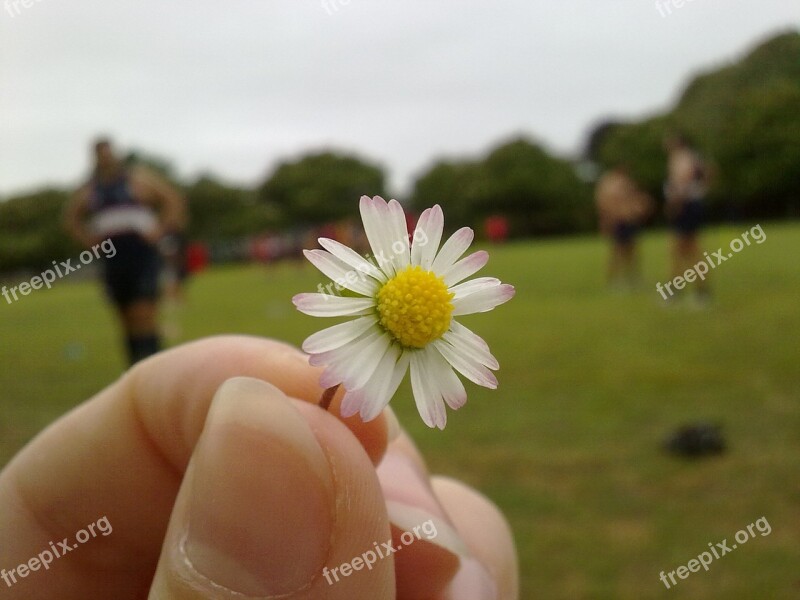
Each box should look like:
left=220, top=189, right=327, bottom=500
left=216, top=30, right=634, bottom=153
left=64, top=138, right=186, bottom=365
left=595, top=165, right=654, bottom=288
left=664, top=133, right=711, bottom=305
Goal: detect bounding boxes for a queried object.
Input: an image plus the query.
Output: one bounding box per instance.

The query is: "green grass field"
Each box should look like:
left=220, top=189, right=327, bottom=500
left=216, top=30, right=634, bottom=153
left=1, top=224, right=798, bottom=598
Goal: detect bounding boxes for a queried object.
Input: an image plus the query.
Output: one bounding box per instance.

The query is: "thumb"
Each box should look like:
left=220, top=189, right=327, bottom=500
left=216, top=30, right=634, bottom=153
left=148, top=377, right=395, bottom=599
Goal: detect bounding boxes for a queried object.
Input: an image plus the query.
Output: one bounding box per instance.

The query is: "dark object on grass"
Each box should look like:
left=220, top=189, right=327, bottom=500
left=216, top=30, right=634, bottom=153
left=664, top=423, right=726, bottom=458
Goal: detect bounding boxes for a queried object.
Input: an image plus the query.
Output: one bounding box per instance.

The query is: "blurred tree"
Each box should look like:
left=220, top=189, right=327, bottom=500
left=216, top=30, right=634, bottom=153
left=473, top=137, right=593, bottom=236
left=259, top=151, right=386, bottom=225
left=186, top=175, right=282, bottom=240
left=715, top=81, right=800, bottom=218
left=409, top=160, right=482, bottom=225
left=412, top=138, right=593, bottom=236
left=596, top=117, right=670, bottom=197
left=0, top=189, right=76, bottom=272
left=584, top=119, right=624, bottom=163
left=594, top=30, right=800, bottom=221
left=124, top=149, right=180, bottom=185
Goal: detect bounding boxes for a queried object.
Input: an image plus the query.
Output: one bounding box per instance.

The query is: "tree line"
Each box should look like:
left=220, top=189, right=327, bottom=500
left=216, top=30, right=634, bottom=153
left=1, top=31, right=797, bottom=273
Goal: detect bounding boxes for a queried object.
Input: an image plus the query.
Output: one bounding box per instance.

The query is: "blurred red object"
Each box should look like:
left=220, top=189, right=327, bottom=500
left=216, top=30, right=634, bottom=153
left=484, top=215, right=509, bottom=244
left=186, top=242, right=209, bottom=273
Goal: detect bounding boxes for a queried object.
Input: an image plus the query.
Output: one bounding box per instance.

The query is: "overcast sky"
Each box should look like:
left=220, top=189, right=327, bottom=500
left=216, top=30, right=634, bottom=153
left=1, top=1, right=798, bottom=197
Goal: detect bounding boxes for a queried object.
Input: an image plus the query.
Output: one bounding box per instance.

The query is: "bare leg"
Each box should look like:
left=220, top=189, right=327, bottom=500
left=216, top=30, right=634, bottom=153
left=618, top=241, right=639, bottom=285
left=608, top=242, right=626, bottom=285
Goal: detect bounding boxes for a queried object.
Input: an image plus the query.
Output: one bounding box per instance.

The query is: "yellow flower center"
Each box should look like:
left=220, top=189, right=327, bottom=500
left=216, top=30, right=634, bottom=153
left=376, top=265, right=454, bottom=349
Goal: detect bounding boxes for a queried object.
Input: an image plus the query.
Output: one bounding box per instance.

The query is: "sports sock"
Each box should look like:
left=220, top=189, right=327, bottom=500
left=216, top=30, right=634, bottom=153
left=126, top=334, right=161, bottom=365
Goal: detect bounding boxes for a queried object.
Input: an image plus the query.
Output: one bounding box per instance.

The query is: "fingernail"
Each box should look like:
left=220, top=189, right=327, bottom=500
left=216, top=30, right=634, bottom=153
left=184, top=377, right=334, bottom=597
left=446, top=557, right=498, bottom=600
left=383, top=406, right=402, bottom=443
left=386, top=500, right=469, bottom=557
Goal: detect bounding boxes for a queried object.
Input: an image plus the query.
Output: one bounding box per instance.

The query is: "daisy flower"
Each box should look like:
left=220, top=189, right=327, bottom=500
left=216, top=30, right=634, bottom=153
left=292, top=195, right=515, bottom=429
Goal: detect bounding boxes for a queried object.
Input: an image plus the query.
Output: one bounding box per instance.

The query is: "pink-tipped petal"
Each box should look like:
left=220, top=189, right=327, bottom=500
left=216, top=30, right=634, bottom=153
left=318, top=367, right=344, bottom=389
left=411, top=205, right=444, bottom=269
left=427, top=346, right=468, bottom=410
left=433, top=339, right=499, bottom=389
left=431, top=227, right=474, bottom=273
left=292, top=293, right=375, bottom=317
left=359, top=347, right=409, bottom=422
left=387, top=199, right=411, bottom=271
left=449, top=277, right=501, bottom=300
left=443, top=322, right=500, bottom=371
left=419, top=205, right=444, bottom=270
left=360, top=196, right=396, bottom=278
left=340, top=389, right=365, bottom=418
left=410, top=349, right=448, bottom=430
left=452, top=283, right=515, bottom=316
left=449, top=319, right=492, bottom=352
left=443, top=250, right=489, bottom=287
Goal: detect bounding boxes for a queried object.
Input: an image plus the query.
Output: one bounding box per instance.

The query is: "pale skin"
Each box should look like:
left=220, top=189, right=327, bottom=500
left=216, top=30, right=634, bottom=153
left=64, top=145, right=186, bottom=336
left=595, top=168, right=654, bottom=283
left=0, top=337, right=519, bottom=599
left=664, top=139, right=709, bottom=285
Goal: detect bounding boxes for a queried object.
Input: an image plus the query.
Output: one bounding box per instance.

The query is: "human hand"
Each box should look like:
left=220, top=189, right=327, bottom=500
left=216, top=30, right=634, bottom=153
left=0, top=336, right=518, bottom=599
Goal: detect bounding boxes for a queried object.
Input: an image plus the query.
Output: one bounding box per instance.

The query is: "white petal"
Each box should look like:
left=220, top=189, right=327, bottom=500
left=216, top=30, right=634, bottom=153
left=309, top=325, right=377, bottom=368
left=433, top=339, right=498, bottom=389
left=360, top=195, right=396, bottom=278
left=317, top=328, right=387, bottom=388
left=387, top=199, right=411, bottom=271
left=410, top=349, right=448, bottom=429
left=292, top=293, right=375, bottom=317
left=339, top=346, right=408, bottom=420
left=442, top=251, right=489, bottom=287
left=340, top=389, right=364, bottom=418
left=410, top=205, right=444, bottom=270
left=427, top=346, right=467, bottom=410
left=360, top=347, right=410, bottom=422
left=318, top=237, right=385, bottom=283
left=304, top=250, right=379, bottom=297
left=443, top=321, right=500, bottom=370
left=431, top=227, right=474, bottom=273
left=452, top=283, right=515, bottom=316
left=341, top=333, right=393, bottom=391
left=302, top=316, right=375, bottom=354
left=449, top=277, right=501, bottom=300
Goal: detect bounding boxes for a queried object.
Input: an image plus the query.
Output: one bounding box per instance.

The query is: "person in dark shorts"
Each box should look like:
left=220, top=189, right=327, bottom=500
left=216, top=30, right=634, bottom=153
left=595, top=165, right=654, bottom=288
left=664, top=133, right=711, bottom=304
left=64, top=138, right=186, bottom=365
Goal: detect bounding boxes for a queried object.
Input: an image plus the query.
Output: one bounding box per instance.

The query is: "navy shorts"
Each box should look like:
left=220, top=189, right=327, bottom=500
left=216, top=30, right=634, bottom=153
left=613, top=222, right=638, bottom=244
left=672, top=200, right=704, bottom=237
left=103, top=234, right=161, bottom=308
